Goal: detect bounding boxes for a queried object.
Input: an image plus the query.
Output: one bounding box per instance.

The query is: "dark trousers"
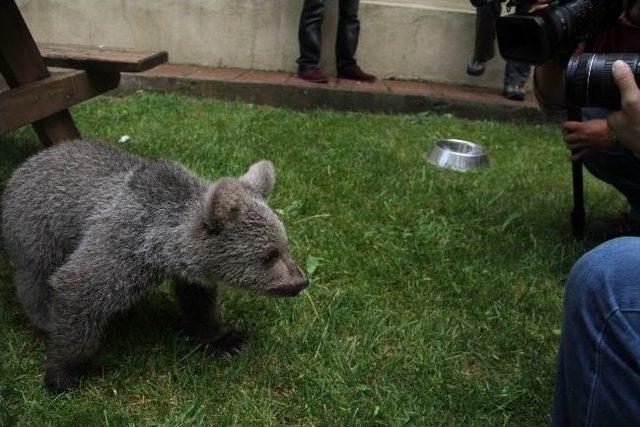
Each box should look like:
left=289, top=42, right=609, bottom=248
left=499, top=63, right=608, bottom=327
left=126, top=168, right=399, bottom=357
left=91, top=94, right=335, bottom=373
left=297, top=0, right=360, bottom=70
left=473, top=1, right=531, bottom=87
left=581, top=108, right=640, bottom=220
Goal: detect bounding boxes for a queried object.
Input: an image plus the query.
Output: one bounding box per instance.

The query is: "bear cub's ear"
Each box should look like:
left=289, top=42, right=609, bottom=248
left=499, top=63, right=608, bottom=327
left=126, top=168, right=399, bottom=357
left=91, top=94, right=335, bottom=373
left=203, top=178, right=245, bottom=233
left=240, top=160, right=275, bottom=199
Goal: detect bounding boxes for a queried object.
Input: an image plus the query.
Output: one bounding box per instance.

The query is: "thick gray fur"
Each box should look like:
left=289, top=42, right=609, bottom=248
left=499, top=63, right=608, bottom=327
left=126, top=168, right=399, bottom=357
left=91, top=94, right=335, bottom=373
left=1, top=140, right=308, bottom=392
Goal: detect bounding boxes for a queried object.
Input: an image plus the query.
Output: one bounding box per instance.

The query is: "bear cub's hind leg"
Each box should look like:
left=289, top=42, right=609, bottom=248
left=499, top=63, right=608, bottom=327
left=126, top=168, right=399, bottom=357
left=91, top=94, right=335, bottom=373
left=43, top=253, right=148, bottom=393
left=173, top=280, right=247, bottom=355
left=44, top=308, right=101, bottom=393
left=14, top=267, right=52, bottom=337
left=43, top=283, right=106, bottom=393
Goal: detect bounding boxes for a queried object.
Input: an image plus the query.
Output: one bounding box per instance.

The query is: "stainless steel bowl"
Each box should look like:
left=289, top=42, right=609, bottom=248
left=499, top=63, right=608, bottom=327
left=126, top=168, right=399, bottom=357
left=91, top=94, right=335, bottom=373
left=424, top=138, right=489, bottom=172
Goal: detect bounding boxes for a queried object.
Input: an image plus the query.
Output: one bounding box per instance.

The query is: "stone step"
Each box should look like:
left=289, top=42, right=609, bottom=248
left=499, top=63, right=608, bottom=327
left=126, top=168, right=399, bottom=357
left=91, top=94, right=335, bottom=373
left=118, top=63, right=542, bottom=122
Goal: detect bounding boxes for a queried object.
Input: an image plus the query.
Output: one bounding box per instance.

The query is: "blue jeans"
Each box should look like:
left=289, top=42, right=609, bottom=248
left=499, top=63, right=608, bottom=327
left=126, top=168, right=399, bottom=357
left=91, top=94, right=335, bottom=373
left=552, top=237, right=640, bottom=426
left=581, top=108, right=640, bottom=220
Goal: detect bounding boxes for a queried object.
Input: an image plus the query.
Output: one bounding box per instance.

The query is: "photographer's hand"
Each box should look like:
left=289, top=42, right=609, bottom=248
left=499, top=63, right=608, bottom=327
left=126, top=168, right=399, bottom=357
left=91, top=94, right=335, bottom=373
left=607, top=60, right=640, bottom=155
left=562, top=119, right=615, bottom=161
left=529, top=0, right=550, bottom=13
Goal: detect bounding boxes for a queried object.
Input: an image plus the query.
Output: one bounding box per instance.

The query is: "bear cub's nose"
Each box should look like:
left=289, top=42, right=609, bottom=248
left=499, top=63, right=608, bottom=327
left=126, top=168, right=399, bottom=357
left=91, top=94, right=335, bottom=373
left=297, top=277, right=310, bottom=290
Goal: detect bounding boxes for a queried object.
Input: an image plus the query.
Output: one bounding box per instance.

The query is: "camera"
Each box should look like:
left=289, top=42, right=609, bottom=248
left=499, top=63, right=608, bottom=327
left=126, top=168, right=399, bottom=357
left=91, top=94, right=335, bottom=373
left=566, top=53, right=640, bottom=110
left=496, top=0, right=624, bottom=64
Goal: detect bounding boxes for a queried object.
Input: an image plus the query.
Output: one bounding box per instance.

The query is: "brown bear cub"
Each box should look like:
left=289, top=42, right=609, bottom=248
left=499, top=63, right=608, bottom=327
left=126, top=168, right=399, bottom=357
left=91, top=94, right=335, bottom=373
left=1, top=140, right=308, bottom=392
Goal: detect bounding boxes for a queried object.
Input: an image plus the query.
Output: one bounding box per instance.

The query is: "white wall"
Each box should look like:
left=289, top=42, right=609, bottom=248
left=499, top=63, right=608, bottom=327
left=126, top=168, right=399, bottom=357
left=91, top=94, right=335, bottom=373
left=17, top=0, right=514, bottom=89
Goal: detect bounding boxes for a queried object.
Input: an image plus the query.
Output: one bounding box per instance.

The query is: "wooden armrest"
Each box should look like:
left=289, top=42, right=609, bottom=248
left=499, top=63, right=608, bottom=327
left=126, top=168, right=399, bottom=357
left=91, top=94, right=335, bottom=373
left=39, top=43, right=168, bottom=73
left=0, top=70, right=120, bottom=135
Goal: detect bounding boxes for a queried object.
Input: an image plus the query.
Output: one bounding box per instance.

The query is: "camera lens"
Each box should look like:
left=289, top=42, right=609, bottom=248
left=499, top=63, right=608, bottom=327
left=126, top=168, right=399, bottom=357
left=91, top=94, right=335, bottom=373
left=566, top=53, right=640, bottom=110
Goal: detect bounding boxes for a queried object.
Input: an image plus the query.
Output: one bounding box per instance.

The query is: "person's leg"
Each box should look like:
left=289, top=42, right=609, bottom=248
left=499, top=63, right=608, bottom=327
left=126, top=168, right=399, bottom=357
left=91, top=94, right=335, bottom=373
left=298, top=0, right=325, bottom=68
left=579, top=108, right=640, bottom=223
left=335, top=0, right=375, bottom=81
left=475, top=1, right=499, bottom=61
left=502, top=2, right=532, bottom=100
left=336, top=0, right=359, bottom=70
left=552, top=237, right=640, bottom=426
left=503, top=60, right=531, bottom=100
left=297, top=0, right=329, bottom=82
left=504, top=61, right=531, bottom=87
left=467, top=1, right=500, bottom=76
left=583, top=148, right=640, bottom=219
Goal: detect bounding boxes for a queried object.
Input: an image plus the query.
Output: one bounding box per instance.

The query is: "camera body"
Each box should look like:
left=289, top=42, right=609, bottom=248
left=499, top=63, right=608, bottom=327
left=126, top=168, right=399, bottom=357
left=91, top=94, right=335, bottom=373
left=496, top=0, right=623, bottom=64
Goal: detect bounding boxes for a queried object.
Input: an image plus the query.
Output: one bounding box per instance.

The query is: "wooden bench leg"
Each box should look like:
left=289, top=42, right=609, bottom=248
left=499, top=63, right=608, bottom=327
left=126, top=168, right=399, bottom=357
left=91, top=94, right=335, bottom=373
left=0, top=0, right=80, bottom=145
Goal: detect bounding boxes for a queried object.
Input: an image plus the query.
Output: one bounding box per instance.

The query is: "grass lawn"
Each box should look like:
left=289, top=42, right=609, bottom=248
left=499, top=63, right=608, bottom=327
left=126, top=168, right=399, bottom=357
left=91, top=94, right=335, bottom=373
left=0, top=92, right=627, bottom=426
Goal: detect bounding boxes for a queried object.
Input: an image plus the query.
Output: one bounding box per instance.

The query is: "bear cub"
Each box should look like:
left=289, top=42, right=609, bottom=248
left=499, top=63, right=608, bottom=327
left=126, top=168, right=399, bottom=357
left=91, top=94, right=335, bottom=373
left=1, top=140, right=308, bottom=392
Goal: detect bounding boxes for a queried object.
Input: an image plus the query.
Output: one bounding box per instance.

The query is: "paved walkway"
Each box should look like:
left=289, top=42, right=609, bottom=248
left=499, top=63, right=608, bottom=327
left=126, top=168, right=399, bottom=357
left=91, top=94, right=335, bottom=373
left=125, top=64, right=542, bottom=122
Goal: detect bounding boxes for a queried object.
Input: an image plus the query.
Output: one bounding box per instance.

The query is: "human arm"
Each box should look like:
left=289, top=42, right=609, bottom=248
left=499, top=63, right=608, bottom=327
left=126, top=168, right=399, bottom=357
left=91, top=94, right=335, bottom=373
left=561, top=119, right=615, bottom=161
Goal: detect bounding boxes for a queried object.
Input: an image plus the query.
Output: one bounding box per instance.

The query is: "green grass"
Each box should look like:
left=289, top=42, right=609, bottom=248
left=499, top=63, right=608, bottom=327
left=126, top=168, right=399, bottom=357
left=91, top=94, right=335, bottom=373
left=0, top=93, right=627, bottom=426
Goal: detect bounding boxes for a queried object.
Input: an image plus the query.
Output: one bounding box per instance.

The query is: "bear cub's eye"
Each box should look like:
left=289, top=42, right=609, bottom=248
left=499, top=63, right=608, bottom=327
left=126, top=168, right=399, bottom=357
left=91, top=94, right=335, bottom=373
left=263, top=249, right=280, bottom=266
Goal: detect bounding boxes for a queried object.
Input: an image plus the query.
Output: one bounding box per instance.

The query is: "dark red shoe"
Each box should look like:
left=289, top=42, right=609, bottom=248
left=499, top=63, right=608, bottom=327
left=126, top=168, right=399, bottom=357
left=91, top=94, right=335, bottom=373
left=337, top=64, right=376, bottom=82
left=298, top=66, right=329, bottom=84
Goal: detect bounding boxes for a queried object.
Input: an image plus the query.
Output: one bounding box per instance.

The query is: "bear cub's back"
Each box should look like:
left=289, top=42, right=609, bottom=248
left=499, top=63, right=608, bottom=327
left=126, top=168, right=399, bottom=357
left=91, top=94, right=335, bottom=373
left=1, top=141, right=204, bottom=269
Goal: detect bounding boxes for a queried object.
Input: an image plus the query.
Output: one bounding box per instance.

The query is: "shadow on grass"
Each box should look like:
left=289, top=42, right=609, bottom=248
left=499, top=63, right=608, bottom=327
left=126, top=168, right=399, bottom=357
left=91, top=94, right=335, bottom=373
left=0, top=132, right=42, bottom=179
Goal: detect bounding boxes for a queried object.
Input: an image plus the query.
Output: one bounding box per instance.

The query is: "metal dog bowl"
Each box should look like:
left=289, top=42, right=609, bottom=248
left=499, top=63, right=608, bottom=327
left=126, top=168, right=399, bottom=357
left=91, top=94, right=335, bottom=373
left=424, top=138, right=489, bottom=172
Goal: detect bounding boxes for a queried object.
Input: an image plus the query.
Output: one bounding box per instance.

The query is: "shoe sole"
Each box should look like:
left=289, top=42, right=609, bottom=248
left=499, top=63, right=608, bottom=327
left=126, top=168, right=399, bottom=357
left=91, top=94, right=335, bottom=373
left=504, top=94, right=525, bottom=101
left=337, top=76, right=376, bottom=83
left=298, top=76, right=329, bottom=84
left=466, top=69, right=485, bottom=77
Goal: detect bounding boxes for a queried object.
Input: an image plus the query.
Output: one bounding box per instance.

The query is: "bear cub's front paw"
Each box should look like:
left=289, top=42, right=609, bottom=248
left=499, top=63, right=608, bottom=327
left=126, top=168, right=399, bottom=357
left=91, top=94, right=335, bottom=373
left=207, top=328, right=248, bottom=356
left=44, top=363, right=87, bottom=393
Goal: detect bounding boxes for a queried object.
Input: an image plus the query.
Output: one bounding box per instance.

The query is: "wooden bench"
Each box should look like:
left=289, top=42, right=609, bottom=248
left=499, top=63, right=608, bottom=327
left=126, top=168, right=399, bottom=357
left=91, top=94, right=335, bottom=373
left=39, top=43, right=168, bottom=73
left=0, top=0, right=168, bottom=146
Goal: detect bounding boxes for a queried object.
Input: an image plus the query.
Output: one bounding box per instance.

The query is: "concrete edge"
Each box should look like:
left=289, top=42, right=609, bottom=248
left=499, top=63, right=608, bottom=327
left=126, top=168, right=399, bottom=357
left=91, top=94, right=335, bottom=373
left=117, top=73, right=546, bottom=123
